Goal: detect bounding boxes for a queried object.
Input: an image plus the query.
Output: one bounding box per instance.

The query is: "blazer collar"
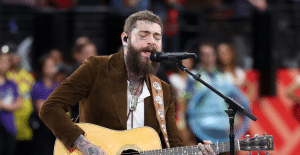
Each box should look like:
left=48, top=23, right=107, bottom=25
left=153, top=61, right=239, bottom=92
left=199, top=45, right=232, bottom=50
left=107, top=51, right=128, bottom=129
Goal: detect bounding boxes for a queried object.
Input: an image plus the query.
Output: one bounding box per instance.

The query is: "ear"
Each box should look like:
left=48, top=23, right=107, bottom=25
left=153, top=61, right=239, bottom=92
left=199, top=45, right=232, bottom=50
left=121, top=32, right=128, bottom=46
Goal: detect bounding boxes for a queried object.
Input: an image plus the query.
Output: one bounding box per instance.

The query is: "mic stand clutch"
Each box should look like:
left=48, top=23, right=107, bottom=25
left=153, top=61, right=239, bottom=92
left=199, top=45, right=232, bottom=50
left=170, top=57, right=257, bottom=155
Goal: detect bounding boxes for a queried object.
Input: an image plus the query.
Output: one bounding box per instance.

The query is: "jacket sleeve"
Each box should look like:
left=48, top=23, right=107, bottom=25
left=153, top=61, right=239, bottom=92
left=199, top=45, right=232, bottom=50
left=39, top=56, right=102, bottom=150
left=164, top=83, right=184, bottom=147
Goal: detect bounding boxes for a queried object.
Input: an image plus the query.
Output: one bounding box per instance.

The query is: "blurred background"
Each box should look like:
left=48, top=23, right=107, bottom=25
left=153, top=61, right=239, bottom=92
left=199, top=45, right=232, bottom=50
left=0, top=0, right=300, bottom=155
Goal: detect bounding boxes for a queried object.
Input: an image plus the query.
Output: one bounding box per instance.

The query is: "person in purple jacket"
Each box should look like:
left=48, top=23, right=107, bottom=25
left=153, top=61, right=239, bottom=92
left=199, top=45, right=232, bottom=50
left=31, top=54, right=59, bottom=155
left=0, top=52, right=21, bottom=155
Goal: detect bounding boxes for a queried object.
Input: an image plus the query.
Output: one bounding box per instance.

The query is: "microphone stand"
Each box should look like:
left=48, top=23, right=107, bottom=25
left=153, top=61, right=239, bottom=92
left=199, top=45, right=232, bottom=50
left=170, top=58, right=257, bottom=155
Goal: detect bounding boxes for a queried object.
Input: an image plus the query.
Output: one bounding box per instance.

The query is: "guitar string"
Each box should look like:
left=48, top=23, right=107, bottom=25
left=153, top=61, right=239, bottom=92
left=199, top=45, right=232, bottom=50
left=141, top=143, right=264, bottom=154
left=114, top=141, right=265, bottom=155
left=139, top=140, right=268, bottom=154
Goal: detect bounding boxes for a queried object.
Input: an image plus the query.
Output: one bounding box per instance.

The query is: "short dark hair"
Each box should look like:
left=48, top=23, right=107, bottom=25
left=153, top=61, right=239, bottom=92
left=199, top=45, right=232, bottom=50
left=123, top=10, right=163, bottom=36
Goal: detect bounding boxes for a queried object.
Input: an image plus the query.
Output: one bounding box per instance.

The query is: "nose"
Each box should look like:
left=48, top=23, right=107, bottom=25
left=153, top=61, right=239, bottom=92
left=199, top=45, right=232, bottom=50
left=147, top=36, right=156, bottom=47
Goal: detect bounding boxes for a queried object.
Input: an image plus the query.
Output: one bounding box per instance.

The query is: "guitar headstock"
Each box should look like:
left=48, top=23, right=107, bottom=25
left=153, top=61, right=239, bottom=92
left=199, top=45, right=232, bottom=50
left=239, top=133, right=274, bottom=152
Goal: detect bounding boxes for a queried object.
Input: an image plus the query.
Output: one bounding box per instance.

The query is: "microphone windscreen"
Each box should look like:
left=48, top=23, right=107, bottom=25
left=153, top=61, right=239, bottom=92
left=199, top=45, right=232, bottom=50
left=150, top=52, right=162, bottom=62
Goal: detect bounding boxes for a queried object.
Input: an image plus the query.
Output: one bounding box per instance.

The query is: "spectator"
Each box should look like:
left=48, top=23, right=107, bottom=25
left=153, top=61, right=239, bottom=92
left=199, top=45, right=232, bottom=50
left=30, top=54, right=58, bottom=155
left=0, top=52, right=22, bottom=155
left=75, top=36, right=91, bottom=45
left=217, top=42, right=245, bottom=87
left=168, top=58, right=198, bottom=145
left=72, top=42, right=97, bottom=66
left=169, top=58, right=194, bottom=101
left=49, top=49, right=67, bottom=84
left=185, top=42, right=251, bottom=147
left=5, top=43, right=35, bottom=155
left=64, top=39, right=97, bottom=77
left=49, top=49, right=64, bottom=71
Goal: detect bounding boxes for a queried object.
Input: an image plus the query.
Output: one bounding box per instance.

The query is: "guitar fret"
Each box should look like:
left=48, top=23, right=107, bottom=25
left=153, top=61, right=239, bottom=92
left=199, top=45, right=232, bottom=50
left=141, top=138, right=269, bottom=155
left=193, top=145, right=198, bottom=154
left=222, top=142, right=224, bottom=152
left=188, top=146, right=193, bottom=154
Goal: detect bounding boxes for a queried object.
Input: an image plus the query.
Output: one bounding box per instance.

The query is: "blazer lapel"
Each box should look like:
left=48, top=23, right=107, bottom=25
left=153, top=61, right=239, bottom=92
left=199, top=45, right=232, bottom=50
left=107, top=51, right=128, bottom=130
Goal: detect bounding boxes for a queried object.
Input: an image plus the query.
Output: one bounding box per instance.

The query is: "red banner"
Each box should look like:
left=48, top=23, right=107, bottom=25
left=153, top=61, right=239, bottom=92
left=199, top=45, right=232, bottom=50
left=240, top=69, right=300, bottom=155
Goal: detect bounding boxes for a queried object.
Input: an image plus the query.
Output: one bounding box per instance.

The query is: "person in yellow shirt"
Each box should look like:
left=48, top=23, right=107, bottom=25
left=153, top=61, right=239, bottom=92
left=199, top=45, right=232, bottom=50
left=6, top=46, right=35, bottom=154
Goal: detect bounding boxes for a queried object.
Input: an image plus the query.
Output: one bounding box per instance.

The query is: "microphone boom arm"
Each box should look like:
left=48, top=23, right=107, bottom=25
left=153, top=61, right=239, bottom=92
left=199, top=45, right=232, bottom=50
left=169, top=57, right=257, bottom=155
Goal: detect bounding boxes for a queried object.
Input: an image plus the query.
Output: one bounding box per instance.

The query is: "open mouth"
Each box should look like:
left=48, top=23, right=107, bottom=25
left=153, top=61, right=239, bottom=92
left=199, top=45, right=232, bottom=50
left=142, top=50, right=153, bottom=57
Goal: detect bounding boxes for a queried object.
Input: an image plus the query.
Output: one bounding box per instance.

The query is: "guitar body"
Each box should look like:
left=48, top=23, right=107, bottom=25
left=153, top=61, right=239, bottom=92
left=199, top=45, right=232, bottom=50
left=54, top=123, right=162, bottom=155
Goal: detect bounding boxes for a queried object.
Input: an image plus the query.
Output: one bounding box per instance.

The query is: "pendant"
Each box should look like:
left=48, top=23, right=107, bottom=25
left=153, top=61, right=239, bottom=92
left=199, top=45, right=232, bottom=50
left=130, top=95, right=138, bottom=111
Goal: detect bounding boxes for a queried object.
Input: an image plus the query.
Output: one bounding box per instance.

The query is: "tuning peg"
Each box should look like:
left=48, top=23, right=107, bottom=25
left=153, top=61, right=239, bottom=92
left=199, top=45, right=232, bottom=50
left=254, top=134, right=259, bottom=137
left=263, top=132, right=267, bottom=136
left=245, top=134, right=250, bottom=139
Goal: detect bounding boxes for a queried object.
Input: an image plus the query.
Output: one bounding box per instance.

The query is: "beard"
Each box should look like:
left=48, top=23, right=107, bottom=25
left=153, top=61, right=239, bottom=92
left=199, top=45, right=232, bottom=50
left=125, top=42, right=160, bottom=77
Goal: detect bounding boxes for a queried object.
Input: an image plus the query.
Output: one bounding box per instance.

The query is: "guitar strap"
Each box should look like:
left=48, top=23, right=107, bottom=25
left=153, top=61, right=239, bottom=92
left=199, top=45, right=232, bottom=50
left=149, top=74, right=170, bottom=148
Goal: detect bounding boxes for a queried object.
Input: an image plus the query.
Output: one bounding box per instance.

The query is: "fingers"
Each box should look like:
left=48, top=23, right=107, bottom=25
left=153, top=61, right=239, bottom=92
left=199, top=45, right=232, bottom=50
left=205, top=144, right=216, bottom=155
left=198, top=143, right=209, bottom=155
left=198, top=142, right=216, bottom=155
left=203, top=140, right=212, bottom=144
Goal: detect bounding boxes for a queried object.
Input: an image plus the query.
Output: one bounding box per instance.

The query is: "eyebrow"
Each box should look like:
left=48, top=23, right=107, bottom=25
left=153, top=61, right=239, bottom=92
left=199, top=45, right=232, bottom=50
left=138, top=30, right=162, bottom=36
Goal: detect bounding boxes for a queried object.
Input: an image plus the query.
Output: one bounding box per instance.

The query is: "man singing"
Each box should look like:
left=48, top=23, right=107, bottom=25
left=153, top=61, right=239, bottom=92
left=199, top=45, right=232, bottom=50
left=40, top=10, right=215, bottom=155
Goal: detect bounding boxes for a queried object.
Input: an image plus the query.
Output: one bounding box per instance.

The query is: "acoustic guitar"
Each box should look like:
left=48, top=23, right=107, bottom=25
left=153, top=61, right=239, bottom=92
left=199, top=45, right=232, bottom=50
left=54, top=123, right=274, bottom=155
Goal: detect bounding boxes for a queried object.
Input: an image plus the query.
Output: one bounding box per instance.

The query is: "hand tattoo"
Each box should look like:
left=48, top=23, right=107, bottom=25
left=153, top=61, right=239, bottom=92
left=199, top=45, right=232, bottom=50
left=74, top=135, right=106, bottom=155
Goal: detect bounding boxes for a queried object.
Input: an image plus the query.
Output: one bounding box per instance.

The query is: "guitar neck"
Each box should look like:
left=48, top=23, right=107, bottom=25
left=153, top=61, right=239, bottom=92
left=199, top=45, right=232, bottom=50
left=141, top=141, right=240, bottom=155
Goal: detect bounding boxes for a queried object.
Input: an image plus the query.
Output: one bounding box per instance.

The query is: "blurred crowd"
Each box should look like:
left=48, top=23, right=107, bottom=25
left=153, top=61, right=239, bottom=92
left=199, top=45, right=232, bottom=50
left=1, top=0, right=300, bottom=155
left=168, top=41, right=252, bottom=154
left=0, top=37, right=97, bottom=155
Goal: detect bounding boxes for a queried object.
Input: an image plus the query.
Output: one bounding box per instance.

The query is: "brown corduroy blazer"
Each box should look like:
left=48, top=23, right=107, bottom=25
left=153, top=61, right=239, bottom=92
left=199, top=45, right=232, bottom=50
left=39, top=51, right=184, bottom=150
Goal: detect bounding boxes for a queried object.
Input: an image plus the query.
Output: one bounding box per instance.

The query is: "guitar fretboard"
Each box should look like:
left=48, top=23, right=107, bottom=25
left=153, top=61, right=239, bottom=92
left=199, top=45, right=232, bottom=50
left=140, top=141, right=240, bottom=155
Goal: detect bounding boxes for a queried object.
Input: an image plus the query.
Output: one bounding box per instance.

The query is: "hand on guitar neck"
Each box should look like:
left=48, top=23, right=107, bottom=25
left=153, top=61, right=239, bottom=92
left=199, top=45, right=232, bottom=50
left=74, top=135, right=108, bottom=155
left=198, top=140, right=216, bottom=155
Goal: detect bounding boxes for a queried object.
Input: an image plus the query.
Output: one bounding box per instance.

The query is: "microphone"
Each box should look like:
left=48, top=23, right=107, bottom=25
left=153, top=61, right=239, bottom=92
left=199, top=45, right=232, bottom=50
left=150, top=52, right=197, bottom=62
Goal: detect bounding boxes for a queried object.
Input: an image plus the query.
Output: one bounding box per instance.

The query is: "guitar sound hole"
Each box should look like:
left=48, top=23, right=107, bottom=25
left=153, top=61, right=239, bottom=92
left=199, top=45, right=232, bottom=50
left=121, top=149, right=140, bottom=155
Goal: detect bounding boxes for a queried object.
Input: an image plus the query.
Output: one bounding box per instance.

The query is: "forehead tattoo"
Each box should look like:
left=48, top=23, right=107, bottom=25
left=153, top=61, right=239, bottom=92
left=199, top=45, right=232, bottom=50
left=135, top=21, right=161, bottom=34
left=137, top=20, right=154, bottom=27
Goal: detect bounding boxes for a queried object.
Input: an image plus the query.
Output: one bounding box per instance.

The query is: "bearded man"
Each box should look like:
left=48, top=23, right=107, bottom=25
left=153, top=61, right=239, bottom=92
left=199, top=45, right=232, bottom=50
left=39, top=10, right=215, bottom=155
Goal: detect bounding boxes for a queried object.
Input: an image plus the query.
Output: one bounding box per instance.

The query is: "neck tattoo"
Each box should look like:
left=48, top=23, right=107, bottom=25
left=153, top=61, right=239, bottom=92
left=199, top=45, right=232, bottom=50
left=128, top=76, right=144, bottom=111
